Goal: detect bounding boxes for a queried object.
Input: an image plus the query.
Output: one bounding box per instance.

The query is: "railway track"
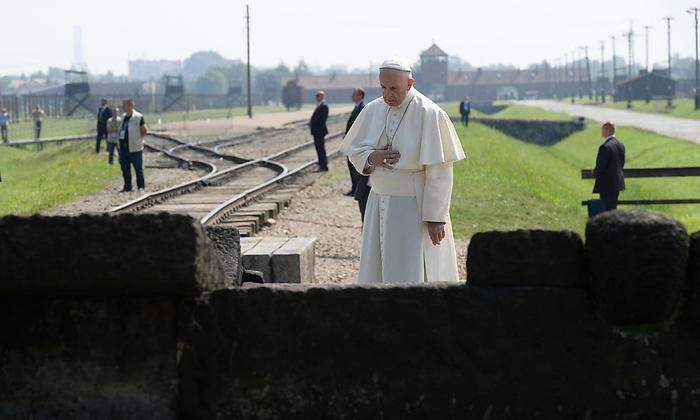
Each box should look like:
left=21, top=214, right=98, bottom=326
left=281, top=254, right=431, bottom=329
left=110, top=123, right=346, bottom=237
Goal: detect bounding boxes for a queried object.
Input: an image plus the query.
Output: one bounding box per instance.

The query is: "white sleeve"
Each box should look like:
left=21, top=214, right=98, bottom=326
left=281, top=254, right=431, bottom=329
left=422, top=162, right=453, bottom=223
left=340, top=106, right=377, bottom=174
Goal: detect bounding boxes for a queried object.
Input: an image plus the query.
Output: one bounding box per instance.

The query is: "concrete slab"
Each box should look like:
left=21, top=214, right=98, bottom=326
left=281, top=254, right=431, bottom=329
left=241, top=237, right=289, bottom=282
left=271, top=237, right=316, bottom=284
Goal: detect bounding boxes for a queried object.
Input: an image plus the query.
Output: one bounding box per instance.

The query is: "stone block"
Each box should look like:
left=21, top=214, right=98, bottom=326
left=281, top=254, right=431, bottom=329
left=586, top=209, right=689, bottom=325
left=467, top=229, right=585, bottom=287
left=0, top=214, right=227, bottom=297
left=204, top=225, right=242, bottom=287
left=689, top=231, right=700, bottom=290
left=0, top=297, right=178, bottom=419
left=240, top=237, right=288, bottom=282
left=271, top=237, right=315, bottom=283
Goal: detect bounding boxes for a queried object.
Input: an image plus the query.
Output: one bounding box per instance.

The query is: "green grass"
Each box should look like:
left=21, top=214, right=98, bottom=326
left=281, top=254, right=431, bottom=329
left=449, top=112, right=700, bottom=238
left=0, top=142, right=121, bottom=215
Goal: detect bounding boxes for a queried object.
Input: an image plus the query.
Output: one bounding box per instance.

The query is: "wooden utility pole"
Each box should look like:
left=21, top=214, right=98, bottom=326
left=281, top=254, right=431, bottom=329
left=246, top=4, right=252, bottom=118
left=622, top=24, right=634, bottom=108
left=611, top=35, right=617, bottom=101
left=689, top=8, right=700, bottom=110
left=664, top=17, right=673, bottom=107
left=643, top=25, right=652, bottom=71
left=584, top=46, right=592, bottom=100
left=643, top=25, right=652, bottom=103
left=600, top=41, right=606, bottom=103
left=564, top=52, right=571, bottom=101
left=576, top=49, right=583, bottom=99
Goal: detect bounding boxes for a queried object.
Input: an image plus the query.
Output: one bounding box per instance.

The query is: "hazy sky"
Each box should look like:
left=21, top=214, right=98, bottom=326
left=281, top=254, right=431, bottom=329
left=1, top=0, right=696, bottom=76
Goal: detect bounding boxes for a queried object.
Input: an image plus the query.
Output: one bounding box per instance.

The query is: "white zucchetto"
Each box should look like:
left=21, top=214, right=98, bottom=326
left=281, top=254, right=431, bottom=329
left=379, top=58, right=412, bottom=73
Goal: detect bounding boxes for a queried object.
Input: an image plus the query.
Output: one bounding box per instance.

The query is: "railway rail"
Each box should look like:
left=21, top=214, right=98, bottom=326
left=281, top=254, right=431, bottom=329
left=110, top=125, right=346, bottom=236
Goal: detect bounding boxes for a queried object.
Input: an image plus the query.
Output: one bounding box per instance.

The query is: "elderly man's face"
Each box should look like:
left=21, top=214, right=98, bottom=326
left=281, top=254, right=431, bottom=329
left=379, top=69, right=413, bottom=107
left=123, top=101, right=134, bottom=114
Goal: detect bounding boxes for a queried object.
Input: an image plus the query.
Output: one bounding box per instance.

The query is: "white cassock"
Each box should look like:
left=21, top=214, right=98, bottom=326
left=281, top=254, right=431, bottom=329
left=341, top=87, right=466, bottom=284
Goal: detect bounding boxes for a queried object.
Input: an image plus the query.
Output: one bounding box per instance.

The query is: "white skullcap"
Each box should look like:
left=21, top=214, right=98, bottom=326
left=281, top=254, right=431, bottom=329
left=379, top=57, right=412, bottom=73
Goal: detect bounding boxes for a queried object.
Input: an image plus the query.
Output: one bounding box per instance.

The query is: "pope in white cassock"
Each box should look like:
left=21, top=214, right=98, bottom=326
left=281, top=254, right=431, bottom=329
left=341, top=58, right=466, bottom=284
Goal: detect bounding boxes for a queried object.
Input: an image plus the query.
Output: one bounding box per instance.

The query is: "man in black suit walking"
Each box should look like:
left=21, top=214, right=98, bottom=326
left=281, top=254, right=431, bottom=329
left=95, top=97, right=112, bottom=153
left=459, top=96, right=471, bottom=127
left=309, top=90, right=329, bottom=171
left=593, top=122, right=625, bottom=211
left=345, top=88, right=365, bottom=196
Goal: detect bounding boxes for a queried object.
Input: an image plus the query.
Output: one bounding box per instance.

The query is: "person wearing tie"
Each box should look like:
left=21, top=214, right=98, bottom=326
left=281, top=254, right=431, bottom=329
left=345, top=88, right=366, bottom=196
left=593, top=122, right=625, bottom=211
left=309, top=90, right=329, bottom=172
left=95, top=97, right=113, bottom=154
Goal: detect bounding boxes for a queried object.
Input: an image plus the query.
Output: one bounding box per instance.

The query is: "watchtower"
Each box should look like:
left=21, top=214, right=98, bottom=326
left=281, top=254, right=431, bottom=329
left=64, top=69, right=91, bottom=116
left=419, top=43, right=449, bottom=100
left=161, top=75, right=185, bottom=112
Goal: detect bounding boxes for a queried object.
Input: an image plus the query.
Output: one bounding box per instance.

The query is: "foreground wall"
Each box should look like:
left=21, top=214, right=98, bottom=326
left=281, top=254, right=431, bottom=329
left=1, top=211, right=699, bottom=419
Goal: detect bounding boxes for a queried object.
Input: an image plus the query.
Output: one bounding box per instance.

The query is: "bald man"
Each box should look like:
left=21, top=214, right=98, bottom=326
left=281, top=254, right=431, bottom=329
left=341, top=58, right=466, bottom=284
left=593, top=122, right=625, bottom=211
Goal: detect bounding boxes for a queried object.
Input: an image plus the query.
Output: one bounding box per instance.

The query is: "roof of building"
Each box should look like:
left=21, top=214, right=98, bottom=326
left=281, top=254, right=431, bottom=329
left=447, top=67, right=588, bottom=86
left=616, top=70, right=675, bottom=86
left=420, top=43, right=448, bottom=57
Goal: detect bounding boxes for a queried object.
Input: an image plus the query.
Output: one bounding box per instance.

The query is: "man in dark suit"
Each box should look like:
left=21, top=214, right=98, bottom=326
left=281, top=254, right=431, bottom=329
left=309, top=90, right=329, bottom=171
left=345, top=88, right=365, bottom=196
left=459, top=96, right=471, bottom=127
left=593, top=122, right=626, bottom=211
left=95, top=97, right=112, bottom=153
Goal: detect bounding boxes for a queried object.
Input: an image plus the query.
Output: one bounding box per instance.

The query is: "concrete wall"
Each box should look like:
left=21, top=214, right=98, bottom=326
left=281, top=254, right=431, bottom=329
left=1, top=210, right=699, bottom=419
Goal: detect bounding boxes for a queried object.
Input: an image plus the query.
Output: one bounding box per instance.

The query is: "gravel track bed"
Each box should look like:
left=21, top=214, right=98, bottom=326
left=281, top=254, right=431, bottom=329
left=258, top=159, right=469, bottom=284
left=218, top=119, right=345, bottom=159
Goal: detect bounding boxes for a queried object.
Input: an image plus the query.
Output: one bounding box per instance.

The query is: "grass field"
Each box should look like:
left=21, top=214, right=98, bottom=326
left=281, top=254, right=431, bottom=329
left=449, top=103, right=700, bottom=238
left=3, top=101, right=698, bottom=237
left=0, top=142, right=121, bottom=215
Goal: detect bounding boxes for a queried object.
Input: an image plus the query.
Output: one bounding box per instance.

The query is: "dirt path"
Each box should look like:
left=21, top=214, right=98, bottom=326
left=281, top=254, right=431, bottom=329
left=520, top=100, right=700, bottom=143
left=258, top=158, right=469, bottom=284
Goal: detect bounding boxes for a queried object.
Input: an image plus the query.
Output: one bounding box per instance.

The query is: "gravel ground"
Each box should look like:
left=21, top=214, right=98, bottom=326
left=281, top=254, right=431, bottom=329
left=42, top=151, right=205, bottom=216
left=218, top=117, right=346, bottom=159
left=156, top=105, right=354, bottom=139
left=258, top=158, right=469, bottom=284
